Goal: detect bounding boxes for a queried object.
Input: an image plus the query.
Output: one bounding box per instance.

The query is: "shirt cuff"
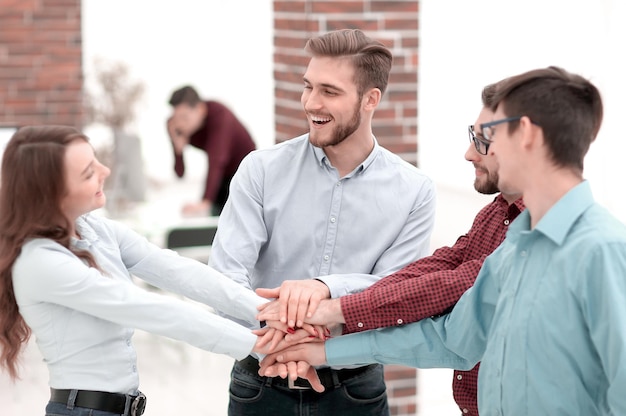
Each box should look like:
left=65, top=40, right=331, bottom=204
left=340, top=293, right=374, bottom=334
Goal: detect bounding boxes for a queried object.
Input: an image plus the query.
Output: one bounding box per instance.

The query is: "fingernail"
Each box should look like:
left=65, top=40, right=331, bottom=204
left=287, top=328, right=295, bottom=334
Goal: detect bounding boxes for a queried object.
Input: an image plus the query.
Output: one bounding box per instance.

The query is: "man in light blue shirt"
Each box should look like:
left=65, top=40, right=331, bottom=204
left=260, top=67, right=626, bottom=415
left=209, top=29, right=436, bottom=415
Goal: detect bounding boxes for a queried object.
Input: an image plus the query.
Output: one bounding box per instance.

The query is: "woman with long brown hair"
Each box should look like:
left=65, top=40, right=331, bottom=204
left=0, top=126, right=279, bottom=416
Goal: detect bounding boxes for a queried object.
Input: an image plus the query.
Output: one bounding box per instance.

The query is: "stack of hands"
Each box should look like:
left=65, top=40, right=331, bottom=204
left=251, top=279, right=343, bottom=393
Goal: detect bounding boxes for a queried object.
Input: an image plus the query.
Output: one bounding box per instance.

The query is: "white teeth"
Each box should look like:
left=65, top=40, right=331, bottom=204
left=310, top=115, right=331, bottom=123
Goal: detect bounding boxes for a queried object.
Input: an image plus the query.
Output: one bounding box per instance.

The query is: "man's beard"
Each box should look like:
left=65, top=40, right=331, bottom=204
left=474, top=171, right=500, bottom=195
left=309, top=101, right=361, bottom=148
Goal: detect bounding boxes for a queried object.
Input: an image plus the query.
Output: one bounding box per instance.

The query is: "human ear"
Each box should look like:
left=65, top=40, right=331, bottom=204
left=363, top=88, right=381, bottom=110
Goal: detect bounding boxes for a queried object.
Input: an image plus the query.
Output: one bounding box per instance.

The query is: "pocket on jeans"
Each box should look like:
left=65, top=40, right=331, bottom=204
left=340, top=367, right=388, bottom=404
left=229, top=366, right=264, bottom=403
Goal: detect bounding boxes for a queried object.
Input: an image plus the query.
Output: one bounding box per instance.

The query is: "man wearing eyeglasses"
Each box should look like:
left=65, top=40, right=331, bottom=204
left=256, top=82, right=524, bottom=415
left=260, top=66, right=626, bottom=415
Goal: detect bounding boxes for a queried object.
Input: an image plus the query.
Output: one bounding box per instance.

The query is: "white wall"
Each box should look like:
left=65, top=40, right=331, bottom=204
left=83, top=1, right=626, bottom=220
left=82, top=0, right=275, bottom=182
left=418, top=0, right=626, bottom=222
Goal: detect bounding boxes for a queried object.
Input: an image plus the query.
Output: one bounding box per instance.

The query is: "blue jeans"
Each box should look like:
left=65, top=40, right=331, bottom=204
left=45, top=401, right=122, bottom=416
left=228, top=361, right=389, bottom=416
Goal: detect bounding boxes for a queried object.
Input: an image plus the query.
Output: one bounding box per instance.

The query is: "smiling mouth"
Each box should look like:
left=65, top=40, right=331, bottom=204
left=310, top=115, right=331, bottom=125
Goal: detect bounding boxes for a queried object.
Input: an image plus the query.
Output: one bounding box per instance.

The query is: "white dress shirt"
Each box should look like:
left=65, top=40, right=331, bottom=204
left=210, top=133, right=436, bottom=316
left=13, top=213, right=266, bottom=394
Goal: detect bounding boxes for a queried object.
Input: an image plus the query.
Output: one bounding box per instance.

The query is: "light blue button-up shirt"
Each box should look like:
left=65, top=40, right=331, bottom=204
left=210, top=133, right=436, bottom=306
left=12, top=214, right=266, bottom=394
left=326, top=181, right=626, bottom=415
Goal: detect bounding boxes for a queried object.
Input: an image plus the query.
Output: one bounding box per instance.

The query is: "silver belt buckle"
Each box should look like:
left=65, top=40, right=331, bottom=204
left=130, top=392, right=147, bottom=416
left=288, top=377, right=311, bottom=390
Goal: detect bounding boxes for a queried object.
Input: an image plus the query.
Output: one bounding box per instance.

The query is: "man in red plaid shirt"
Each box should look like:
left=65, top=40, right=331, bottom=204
left=257, top=82, right=524, bottom=415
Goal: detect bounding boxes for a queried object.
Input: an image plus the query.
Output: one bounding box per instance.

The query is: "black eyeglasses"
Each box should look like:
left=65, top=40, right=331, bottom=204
left=480, top=116, right=540, bottom=143
left=468, top=125, right=491, bottom=155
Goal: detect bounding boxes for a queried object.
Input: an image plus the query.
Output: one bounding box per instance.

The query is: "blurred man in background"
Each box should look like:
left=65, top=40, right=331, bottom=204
left=167, top=85, right=256, bottom=216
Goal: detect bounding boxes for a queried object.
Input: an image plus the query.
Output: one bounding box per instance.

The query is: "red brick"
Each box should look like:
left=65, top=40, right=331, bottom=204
left=389, top=71, right=418, bottom=84
left=371, top=0, right=418, bottom=13
left=403, top=106, right=417, bottom=118
left=402, top=36, right=419, bottom=48
left=274, top=35, right=309, bottom=49
left=0, top=0, right=38, bottom=14
left=275, top=88, right=305, bottom=102
left=374, top=108, right=398, bottom=120
left=274, top=51, right=310, bottom=67
left=274, top=103, right=305, bottom=120
left=384, top=17, right=419, bottom=30
left=275, top=18, right=319, bottom=32
left=385, top=365, right=418, bottom=379
left=387, top=89, right=417, bottom=102
left=311, top=1, right=365, bottom=13
left=390, top=386, right=418, bottom=398
left=273, top=0, right=307, bottom=13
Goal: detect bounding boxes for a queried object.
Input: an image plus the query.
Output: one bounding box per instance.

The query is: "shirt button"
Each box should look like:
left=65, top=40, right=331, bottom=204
left=330, top=217, right=336, bottom=223
left=457, top=374, right=463, bottom=380
left=520, top=250, right=527, bottom=257
left=357, top=322, right=364, bottom=328
left=126, top=339, right=131, bottom=346
left=132, top=365, right=137, bottom=372
left=504, top=219, right=510, bottom=225
left=462, top=409, right=469, bottom=414
left=324, top=255, right=330, bottom=261
left=336, top=182, right=341, bottom=187
left=396, top=319, right=403, bottom=324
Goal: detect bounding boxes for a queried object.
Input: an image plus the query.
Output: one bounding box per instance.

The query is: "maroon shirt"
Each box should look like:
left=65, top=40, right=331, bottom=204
left=341, top=194, right=525, bottom=415
left=174, top=101, right=256, bottom=207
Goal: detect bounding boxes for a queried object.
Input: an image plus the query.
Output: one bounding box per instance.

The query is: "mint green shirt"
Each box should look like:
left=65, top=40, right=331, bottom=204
left=327, top=181, right=626, bottom=415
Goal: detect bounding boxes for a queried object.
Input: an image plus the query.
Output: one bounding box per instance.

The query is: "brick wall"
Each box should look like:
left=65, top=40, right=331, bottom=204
left=0, top=0, right=83, bottom=129
left=273, top=0, right=420, bottom=165
left=273, top=2, right=421, bottom=415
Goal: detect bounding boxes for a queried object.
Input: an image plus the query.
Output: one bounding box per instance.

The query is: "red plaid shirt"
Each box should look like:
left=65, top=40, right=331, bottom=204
left=341, top=194, right=525, bottom=415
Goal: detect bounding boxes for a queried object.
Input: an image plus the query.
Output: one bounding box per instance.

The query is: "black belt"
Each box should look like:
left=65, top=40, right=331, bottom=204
left=50, top=388, right=146, bottom=416
left=237, top=355, right=378, bottom=391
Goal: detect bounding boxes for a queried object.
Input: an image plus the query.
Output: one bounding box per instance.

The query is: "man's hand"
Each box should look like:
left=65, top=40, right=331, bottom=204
left=261, top=360, right=324, bottom=393
left=167, top=116, right=189, bottom=155
left=259, top=343, right=328, bottom=381
left=256, top=280, right=331, bottom=328
left=258, top=298, right=345, bottom=330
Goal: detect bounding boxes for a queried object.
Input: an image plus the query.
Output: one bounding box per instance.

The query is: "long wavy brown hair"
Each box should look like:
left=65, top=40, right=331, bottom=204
left=0, top=125, right=100, bottom=380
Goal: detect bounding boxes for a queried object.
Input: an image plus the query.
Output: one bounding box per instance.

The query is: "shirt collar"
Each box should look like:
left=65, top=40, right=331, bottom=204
left=492, top=194, right=525, bottom=221
left=510, top=181, right=594, bottom=245
left=311, top=134, right=380, bottom=175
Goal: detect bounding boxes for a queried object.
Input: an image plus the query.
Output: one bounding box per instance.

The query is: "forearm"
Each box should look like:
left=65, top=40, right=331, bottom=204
left=326, top=317, right=475, bottom=370
left=341, top=262, right=482, bottom=333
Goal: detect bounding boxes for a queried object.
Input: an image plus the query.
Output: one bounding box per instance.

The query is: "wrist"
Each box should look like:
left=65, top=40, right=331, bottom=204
left=328, top=298, right=345, bottom=324
left=316, top=298, right=345, bottom=326
left=313, top=278, right=331, bottom=298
